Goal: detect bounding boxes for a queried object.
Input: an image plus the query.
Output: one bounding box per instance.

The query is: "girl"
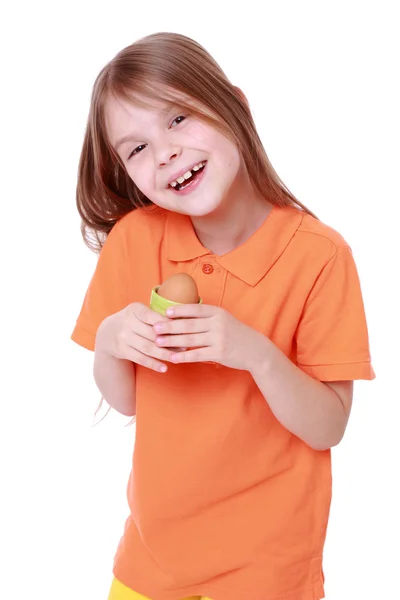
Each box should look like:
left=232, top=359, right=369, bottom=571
left=71, top=32, right=375, bottom=600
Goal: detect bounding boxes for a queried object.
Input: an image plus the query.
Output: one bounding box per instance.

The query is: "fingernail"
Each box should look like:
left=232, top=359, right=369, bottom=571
left=159, top=365, right=167, bottom=372
left=166, top=308, right=174, bottom=317
left=156, top=337, right=164, bottom=345
left=154, top=324, right=163, bottom=333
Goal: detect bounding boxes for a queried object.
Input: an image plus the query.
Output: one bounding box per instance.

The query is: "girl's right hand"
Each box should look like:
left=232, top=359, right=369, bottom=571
left=95, top=303, right=172, bottom=372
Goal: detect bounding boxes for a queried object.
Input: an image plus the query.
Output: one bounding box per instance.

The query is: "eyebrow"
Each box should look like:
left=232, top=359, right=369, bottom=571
left=114, top=134, right=139, bottom=152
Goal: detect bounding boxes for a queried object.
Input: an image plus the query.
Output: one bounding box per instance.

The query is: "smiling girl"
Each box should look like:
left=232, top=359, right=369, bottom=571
left=72, top=32, right=374, bottom=600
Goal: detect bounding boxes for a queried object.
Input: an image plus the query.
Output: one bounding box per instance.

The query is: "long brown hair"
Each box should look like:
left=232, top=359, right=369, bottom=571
left=76, top=32, right=316, bottom=253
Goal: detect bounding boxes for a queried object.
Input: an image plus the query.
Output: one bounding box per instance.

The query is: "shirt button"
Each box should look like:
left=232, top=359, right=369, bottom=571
left=202, top=263, right=214, bottom=274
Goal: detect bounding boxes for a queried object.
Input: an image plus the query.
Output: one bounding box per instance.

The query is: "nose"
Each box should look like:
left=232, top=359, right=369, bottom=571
left=155, top=142, right=182, bottom=168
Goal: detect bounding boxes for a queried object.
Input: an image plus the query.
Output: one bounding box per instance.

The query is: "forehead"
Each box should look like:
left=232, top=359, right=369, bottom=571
left=105, top=94, right=170, bottom=121
left=105, top=86, right=197, bottom=117
left=104, top=88, right=214, bottom=130
left=105, top=89, right=193, bottom=138
left=104, top=95, right=165, bottom=147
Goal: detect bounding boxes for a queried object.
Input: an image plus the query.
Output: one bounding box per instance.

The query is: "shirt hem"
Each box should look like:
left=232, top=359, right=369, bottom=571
left=112, top=566, right=325, bottom=600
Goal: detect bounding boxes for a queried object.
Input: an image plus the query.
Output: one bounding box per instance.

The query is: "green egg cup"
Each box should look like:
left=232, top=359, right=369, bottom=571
left=150, top=286, right=202, bottom=316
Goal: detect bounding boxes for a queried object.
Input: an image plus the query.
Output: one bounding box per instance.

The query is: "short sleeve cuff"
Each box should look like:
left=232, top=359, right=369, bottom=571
left=298, top=361, right=375, bottom=381
left=71, top=325, right=96, bottom=352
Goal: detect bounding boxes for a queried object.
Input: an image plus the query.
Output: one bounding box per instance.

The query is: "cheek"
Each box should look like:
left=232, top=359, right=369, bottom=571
left=185, top=124, right=240, bottom=165
left=182, top=124, right=211, bottom=148
left=126, top=159, right=153, bottom=194
left=200, top=126, right=239, bottom=160
left=216, top=141, right=241, bottom=177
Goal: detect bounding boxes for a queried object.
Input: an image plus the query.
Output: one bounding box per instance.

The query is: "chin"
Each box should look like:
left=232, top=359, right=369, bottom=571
left=148, top=184, right=227, bottom=217
left=181, top=204, right=222, bottom=218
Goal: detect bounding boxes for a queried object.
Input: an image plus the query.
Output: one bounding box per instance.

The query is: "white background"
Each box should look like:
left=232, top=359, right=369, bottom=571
left=1, top=1, right=399, bottom=599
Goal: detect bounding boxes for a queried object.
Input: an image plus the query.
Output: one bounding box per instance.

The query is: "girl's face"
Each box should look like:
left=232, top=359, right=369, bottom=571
left=105, top=95, right=245, bottom=218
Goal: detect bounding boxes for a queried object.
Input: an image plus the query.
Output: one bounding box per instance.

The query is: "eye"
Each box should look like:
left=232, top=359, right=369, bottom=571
left=170, top=115, right=186, bottom=127
left=127, top=144, right=147, bottom=160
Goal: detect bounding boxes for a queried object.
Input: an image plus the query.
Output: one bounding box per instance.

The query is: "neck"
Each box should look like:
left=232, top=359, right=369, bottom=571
left=191, top=183, right=272, bottom=256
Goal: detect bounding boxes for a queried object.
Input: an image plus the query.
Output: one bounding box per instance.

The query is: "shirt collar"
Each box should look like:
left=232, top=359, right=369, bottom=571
left=166, top=205, right=304, bottom=286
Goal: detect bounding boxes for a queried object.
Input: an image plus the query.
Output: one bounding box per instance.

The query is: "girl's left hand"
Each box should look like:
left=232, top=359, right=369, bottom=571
left=153, top=304, right=265, bottom=371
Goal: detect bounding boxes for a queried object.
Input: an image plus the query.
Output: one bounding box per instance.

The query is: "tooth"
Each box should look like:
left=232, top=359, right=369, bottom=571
left=183, top=171, right=192, bottom=180
left=170, top=181, right=177, bottom=187
left=193, top=165, right=200, bottom=171
left=177, top=176, right=185, bottom=184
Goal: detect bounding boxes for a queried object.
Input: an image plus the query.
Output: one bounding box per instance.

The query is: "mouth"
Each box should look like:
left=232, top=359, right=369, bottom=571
left=168, top=161, right=207, bottom=192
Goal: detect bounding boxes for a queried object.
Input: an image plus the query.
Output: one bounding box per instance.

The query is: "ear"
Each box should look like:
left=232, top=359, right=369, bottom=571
left=233, top=86, right=250, bottom=109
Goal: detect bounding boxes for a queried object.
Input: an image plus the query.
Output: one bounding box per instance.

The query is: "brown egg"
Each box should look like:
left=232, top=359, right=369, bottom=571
left=157, top=273, right=199, bottom=304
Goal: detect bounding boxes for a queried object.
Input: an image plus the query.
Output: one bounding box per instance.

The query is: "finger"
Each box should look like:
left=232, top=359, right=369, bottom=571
left=123, top=346, right=168, bottom=373
left=169, top=347, right=211, bottom=364
left=153, top=317, right=211, bottom=336
left=129, top=332, right=173, bottom=362
left=130, top=318, right=159, bottom=343
left=165, top=303, right=218, bottom=319
left=130, top=303, right=169, bottom=326
left=155, top=332, right=210, bottom=349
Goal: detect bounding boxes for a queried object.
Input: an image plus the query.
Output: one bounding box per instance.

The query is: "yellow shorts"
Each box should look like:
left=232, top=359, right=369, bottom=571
left=108, top=577, right=212, bottom=600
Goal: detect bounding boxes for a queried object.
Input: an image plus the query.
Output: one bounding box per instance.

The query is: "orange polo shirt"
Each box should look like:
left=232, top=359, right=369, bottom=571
left=71, top=204, right=374, bottom=600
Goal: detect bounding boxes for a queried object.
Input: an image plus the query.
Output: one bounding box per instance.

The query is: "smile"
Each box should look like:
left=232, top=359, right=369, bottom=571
left=169, top=161, right=207, bottom=192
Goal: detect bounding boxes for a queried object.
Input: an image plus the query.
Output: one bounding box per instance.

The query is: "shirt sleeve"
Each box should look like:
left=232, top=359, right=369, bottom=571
left=295, top=245, right=375, bottom=381
left=70, top=222, right=131, bottom=352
